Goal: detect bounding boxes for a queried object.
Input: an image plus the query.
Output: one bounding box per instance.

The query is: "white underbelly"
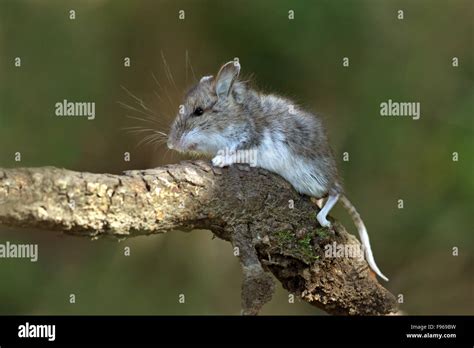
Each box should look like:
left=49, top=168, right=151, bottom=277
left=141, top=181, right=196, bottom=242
left=255, top=133, right=328, bottom=197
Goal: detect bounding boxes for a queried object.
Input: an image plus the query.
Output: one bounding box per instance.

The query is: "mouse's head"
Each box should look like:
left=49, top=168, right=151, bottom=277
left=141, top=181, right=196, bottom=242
left=167, top=60, right=251, bottom=156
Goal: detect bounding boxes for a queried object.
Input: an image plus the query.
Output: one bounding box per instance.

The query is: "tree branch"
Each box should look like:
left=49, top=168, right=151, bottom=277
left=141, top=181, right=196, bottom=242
left=0, top=161, right=398, bottom=315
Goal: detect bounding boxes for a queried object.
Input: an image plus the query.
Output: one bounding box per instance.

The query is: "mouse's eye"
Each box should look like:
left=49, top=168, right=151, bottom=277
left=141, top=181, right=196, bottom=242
left=193, top=107, right=204, bottom=116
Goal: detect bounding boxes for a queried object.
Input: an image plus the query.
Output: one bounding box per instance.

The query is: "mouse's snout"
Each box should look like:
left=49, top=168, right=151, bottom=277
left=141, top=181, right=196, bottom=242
left=167, top=131, right=185, bottom=152
left=167, top=122, right=203, bottom=153
left=167, top=131, right=199, bottom=153
left=167, top=128, right=179, bottom=150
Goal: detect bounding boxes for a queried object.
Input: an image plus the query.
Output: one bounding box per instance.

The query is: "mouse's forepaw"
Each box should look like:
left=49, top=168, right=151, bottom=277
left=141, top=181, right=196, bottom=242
left=212, top=155, right=230, bottom=168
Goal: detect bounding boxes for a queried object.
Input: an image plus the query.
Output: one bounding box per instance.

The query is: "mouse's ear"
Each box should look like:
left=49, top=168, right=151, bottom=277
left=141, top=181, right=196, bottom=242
left=215, top=60, right=240, bottom=99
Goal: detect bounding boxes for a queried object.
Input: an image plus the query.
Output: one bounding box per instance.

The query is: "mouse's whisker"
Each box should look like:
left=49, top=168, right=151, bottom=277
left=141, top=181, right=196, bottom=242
left=122, top=126, right=156, bottom=133
left=135, top=133, right=159, bottom=148
left=155, top=135, right=168, bottom=143
left=185, top=50, right=188, bottom=85
left=153, top=130, right=168, bottom=137
left=125, top=115, right=163, bottom=127
left=151, top=72, right=175, bottom=110
left=163, top=147, right=171, bottom=162
left=151, top=139, right=167, bottom=150
left=185, top=49, right=197, bottom=82
left=145, top=133, right=168, bottom=147
left=118, top=101, right=156, bottom=119
left=160, top=50, right=179, bottom=94
left=151, top=140, right=165, bottom=152
left=120, top=85, right=154, bottom=113
left=123, top=127, right=168, bottom=138
left=125, top=113, right=169, bottom=128
left=125, top=123, right=168, bottom=149
left=152, top=90, right=165, bottom=105
left=143, top=135, right=157, bottom=146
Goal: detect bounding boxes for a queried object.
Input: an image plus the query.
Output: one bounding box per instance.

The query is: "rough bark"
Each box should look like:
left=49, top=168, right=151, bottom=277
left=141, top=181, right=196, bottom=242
left=0, top=161, right=398, bottom=315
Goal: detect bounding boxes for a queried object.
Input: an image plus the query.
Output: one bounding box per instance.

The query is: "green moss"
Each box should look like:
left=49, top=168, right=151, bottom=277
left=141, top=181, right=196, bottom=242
left=316, top=227, right=330, bottom=239
left=275, top=230, right=293, bottom=243
left=274, top=230, right=319, bottom=263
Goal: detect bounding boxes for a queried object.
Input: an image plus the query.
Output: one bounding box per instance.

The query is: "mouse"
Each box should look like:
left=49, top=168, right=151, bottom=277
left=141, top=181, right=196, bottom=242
left=167, top=59, right=389, bottom=281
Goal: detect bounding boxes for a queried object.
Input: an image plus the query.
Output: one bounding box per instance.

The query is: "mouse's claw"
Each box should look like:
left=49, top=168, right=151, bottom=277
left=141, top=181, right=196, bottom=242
left=212, top=155, right=227, bottom=167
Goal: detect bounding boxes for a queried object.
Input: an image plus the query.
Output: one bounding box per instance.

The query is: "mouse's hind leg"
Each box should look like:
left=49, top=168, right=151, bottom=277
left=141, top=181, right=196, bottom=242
left=316, top=193, right=340, bottom=227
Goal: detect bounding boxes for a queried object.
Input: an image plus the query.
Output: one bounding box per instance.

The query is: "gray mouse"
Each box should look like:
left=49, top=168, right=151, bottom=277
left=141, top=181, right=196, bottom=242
left=167, top=59, right=388, bottom=281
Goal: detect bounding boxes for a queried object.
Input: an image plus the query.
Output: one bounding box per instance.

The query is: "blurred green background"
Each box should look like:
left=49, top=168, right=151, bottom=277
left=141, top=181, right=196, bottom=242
left=0, top=0, right=473, bottom=315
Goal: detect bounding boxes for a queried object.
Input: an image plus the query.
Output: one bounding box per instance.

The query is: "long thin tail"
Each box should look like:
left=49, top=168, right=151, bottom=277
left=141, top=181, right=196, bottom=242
left=340, top=194, right=389, bottom=281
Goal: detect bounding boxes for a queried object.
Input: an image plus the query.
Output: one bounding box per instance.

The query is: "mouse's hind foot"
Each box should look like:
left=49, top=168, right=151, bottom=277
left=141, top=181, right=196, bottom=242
left=316, top=212, right=332, bottom=228
left=315, top=193, right=340, bottom=228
